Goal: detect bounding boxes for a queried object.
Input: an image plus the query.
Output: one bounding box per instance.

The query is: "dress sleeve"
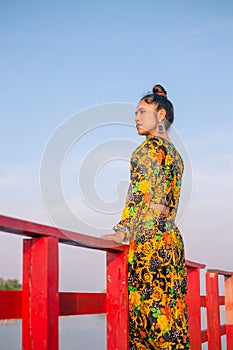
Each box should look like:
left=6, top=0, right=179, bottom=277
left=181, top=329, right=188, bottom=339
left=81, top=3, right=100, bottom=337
left=113, top=142, right=152, bottom=243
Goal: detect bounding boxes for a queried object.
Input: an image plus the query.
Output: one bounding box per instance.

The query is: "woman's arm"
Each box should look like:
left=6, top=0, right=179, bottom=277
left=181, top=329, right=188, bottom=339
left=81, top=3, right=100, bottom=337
left=101, top=147, right=151, bottom=243
left=112, top=144, right=153, bottom=243
left=101, top=230, right=125, bottom=244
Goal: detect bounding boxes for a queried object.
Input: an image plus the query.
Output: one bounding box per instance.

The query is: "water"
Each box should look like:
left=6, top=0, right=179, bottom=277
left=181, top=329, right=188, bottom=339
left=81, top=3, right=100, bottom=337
left=0, top=311, right=227, bottom=350
left=0, top=315, right=106, bottom=350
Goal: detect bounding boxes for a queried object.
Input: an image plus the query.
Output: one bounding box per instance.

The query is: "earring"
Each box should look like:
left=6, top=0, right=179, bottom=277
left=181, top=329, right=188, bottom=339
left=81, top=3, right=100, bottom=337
left=158, top=120, right=164, bottom=133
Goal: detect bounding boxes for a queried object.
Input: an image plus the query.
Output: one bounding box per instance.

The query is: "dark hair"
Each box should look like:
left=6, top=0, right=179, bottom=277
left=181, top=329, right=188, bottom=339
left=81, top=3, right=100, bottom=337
left=141, top=84, right=174, bottom=129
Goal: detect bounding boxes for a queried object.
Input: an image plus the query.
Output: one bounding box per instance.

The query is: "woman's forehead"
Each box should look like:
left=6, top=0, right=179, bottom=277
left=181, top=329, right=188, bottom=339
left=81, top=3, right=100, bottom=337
left=136, top=100, right=156, bottom=111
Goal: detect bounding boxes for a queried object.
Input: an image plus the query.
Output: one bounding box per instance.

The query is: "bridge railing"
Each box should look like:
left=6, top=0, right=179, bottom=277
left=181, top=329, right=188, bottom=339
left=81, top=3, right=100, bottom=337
left=0, top=214, right=233, bottom=350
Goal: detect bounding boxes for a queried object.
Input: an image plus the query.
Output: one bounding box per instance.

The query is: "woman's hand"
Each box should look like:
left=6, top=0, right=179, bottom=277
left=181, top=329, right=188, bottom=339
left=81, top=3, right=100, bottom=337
left=100, top=231, right=125, bottom=244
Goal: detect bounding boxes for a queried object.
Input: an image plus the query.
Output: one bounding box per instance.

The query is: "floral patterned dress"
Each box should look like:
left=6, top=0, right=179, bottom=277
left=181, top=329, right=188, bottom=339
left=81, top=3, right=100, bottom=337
left=114, top=136, right=190, bottom=350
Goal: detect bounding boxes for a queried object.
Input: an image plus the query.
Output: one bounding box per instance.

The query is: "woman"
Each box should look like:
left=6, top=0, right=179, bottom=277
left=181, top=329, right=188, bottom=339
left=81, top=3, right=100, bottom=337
left=102, top=84, right=190, bottom=349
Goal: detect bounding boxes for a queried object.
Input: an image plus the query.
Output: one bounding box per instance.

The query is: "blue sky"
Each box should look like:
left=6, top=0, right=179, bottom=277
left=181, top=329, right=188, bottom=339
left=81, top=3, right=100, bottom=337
left=0, top=0, right=233, bottom=291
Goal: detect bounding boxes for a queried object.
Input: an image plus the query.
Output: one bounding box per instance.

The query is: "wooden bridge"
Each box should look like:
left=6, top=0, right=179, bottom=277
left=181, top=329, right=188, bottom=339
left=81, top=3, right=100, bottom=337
left=0, top=214, right=233, bottom=349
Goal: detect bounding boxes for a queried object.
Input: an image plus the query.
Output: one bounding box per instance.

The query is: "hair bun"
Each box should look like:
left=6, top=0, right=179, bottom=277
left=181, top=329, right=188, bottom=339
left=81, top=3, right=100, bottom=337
left=152, top=84, right=167, bottom=98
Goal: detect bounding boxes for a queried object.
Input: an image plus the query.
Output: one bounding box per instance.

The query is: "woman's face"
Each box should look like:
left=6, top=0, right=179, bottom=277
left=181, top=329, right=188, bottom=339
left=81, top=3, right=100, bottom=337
left=135, top=100, right=158, bottom=136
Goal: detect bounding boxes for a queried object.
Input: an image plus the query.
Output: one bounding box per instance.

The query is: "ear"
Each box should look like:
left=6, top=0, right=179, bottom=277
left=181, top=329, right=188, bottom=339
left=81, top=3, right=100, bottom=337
left=157, top=108, right=166, bottom=122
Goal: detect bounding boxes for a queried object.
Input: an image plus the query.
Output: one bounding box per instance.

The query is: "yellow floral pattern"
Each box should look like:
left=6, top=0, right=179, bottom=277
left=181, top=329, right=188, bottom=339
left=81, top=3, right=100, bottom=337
left=114, top=137, right=190, bottom=349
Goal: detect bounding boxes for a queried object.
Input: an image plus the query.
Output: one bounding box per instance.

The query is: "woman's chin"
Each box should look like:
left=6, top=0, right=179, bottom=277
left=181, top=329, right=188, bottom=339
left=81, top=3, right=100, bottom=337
left=137, top=128, right=148, bottom=136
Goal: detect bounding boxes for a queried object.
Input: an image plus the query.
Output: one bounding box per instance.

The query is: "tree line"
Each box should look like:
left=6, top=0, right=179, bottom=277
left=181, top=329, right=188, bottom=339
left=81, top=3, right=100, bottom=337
left=0, top=277, right=21, bottom=290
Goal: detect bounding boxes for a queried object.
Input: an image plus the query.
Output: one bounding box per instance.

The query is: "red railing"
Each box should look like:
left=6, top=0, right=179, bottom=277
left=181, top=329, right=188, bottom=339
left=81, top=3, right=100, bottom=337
left=0, top=214, right=232, bottom=350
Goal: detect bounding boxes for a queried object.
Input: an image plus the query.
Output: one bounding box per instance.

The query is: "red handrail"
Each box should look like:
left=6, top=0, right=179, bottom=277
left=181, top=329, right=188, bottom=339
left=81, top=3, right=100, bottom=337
left=0, top=214, right=128, bottom=350
left=0, top=214, right=233, bottom=350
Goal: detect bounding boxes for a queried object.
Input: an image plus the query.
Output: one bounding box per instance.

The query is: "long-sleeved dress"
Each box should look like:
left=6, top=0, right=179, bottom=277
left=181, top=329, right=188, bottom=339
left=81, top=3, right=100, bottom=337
left=113, top=136, right=190, bottom=350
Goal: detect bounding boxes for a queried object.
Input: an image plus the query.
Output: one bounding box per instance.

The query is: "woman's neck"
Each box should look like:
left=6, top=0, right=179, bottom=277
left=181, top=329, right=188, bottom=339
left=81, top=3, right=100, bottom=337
left=147, top=131, right=169, bottom=140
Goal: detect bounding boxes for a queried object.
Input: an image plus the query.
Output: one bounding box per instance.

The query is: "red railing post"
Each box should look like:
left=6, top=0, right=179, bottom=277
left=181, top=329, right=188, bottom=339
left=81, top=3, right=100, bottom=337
left=106, top=249, right=128, bottom=350
left=225, top=274, right=233, bottom=349
left=22, top=236, right=59, bottom=350
left=187, top=262, right=204, bottom=350
left=206, top=271, right=221, bottom=350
